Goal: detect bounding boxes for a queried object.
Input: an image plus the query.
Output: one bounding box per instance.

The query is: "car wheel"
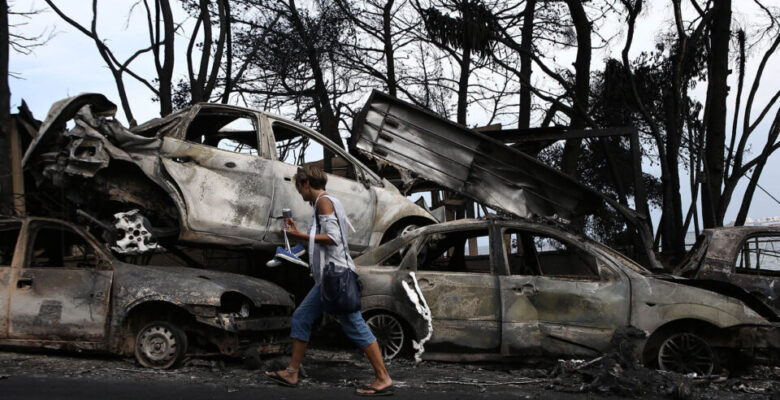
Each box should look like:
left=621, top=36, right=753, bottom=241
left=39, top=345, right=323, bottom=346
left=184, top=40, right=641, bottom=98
left=657, top=332, right=716, bottom=375
left=366, top=313, right=406, bottom=360
left=135, top=321, right=188, bottom=369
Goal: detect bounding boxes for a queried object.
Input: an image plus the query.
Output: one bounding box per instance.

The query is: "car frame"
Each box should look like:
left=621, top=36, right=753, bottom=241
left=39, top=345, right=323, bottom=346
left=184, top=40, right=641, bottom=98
left=0, top=217, right=295, bottom=369
left=22, top=94, right=435, bottom=254
left=676, top=226, right=780, bottom=314
left=355, top=218, right=779, bottom=373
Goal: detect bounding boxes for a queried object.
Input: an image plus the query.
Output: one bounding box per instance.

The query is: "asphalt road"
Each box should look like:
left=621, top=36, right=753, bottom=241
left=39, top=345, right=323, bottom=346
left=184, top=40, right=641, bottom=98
left=0, top=375, right=604, bottom=400
left=0, top=349, right=776, bottom=400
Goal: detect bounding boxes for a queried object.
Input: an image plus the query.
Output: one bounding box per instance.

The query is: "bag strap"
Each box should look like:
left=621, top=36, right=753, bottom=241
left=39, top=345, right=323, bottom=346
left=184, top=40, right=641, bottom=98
left=314, top=195, right=350, bottom=265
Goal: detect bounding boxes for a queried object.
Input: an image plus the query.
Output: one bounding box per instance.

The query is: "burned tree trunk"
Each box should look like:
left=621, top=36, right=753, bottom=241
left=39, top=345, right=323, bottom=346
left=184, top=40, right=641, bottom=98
left=560, top=0, right=590, bottom=178
left=517, top=0, right=535, bottom=129
left=701, top=0, right=731, bottom=228
left=0, top=0, right=10, bottom=214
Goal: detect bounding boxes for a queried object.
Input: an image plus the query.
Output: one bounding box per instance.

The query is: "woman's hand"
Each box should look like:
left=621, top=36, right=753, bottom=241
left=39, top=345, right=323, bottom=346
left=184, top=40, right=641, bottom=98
left=283, top=218, right=304, bottom=239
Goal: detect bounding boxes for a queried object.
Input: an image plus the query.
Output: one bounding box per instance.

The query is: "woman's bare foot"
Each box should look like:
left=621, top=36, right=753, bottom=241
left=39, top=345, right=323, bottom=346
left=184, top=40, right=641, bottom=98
left=355, top=377, right=393, bottom=395
left=265, top=368, right=299, bottom=387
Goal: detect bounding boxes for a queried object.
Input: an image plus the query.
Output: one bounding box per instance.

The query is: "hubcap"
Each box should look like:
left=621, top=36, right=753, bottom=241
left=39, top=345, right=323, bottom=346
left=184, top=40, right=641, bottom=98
left=366, top=314, right=405, bottom=360
left=658, top=332, right=715, bottom=375
left=138, top=326, right=178, bottom=364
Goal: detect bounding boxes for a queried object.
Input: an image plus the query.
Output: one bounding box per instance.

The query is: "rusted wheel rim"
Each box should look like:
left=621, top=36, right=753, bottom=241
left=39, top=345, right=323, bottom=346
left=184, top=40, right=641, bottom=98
left=137, top=325, right=179, bottom=368
left=366, top=314, right=405, bottom=360
left=658, top=332, right=715, bottom=375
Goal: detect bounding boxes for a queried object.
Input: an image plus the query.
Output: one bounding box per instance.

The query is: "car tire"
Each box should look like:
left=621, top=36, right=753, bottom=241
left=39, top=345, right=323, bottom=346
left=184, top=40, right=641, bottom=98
left=656, top=331, right=717, bottom=376
left=134, top=321, right=188, bottom=369
left=365, top=313, right=407, bottom=360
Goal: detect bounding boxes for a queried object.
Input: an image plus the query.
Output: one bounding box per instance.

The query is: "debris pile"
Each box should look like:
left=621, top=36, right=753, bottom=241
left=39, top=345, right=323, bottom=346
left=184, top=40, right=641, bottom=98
left=549, top=326, right=693, bottom=398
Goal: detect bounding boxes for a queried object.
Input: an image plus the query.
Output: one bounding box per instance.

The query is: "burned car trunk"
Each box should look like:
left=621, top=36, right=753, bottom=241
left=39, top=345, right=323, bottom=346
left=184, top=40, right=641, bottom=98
left=0, top=217, right=295, bottom=369
left=22, top=94, right=435, bottom=256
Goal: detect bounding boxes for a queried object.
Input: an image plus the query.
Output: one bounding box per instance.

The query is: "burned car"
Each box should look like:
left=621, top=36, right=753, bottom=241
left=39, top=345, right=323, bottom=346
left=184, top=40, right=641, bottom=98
left=22, top=94, right=435, bottom=254
left=355, top=218, right=780, bottom=374
left=676, top=226, right=780, bottom=314
left=0, top=217, right=294, bottom=369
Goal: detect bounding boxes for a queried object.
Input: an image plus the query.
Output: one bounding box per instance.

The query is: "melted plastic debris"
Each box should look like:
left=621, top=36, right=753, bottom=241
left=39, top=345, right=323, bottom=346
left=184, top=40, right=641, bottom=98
left=111, top=209, right=160, bottom=254
left=401, top=271, right=432, bottom=363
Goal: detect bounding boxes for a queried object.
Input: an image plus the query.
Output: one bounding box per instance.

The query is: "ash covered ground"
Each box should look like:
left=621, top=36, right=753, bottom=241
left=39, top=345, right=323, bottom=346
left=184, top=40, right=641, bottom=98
left=0, top=346, right=777, bottom=399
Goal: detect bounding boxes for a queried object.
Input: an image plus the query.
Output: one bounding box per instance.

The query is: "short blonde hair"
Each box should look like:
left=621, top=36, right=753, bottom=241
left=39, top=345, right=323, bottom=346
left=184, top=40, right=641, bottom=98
left=294, top=165, right=327, bottom=189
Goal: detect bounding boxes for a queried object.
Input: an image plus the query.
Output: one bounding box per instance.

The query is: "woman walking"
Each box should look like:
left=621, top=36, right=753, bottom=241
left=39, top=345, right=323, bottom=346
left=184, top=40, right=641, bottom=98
left=265, top=165, right=394, bottom=396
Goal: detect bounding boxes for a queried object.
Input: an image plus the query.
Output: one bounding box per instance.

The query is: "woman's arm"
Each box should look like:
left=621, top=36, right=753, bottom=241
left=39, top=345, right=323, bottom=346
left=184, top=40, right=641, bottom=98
left=285, top=226, right=336, bottom=246
left=283, top=197, right=337, bottom=245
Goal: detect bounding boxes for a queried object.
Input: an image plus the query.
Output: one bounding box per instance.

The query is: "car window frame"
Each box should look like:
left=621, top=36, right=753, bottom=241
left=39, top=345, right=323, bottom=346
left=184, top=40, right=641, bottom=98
left=0, top=221, right=23, bottom=268
left=732, top=233, right=780, bottom=276
left=498, top=225, right=606, bottom=281
left=411, top=223, right=495, bottom=275
left=24, top=221, right=112, bottom=271
left=179, top=105, right=266, bottom=159
left=266, top=117, right=381, bottom=186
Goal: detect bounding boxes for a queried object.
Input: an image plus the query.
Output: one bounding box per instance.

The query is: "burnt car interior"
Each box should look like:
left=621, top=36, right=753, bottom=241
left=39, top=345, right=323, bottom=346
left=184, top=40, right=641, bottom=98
left=184, top=109, right=259, bottom=156
left=504, top=229, right=600, bottom=279
left=416, top=229, right=491, bottom=273
left=736, top=235, right=780, bottom=276
left=0, top=222, right=21, bottom=266
left=27, top=223, right=100, bottom=269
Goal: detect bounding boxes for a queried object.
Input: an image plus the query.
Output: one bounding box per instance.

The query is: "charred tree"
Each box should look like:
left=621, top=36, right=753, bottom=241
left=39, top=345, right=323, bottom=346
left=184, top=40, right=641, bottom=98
left=701, top=0, right=731, bottom=228
left=0, top=0, right=9, bottom=214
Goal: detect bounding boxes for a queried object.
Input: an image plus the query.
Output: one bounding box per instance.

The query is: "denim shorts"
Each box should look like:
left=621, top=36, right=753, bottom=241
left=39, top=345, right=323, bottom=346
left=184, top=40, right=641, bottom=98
left=290, top=285, right=376, bottom=349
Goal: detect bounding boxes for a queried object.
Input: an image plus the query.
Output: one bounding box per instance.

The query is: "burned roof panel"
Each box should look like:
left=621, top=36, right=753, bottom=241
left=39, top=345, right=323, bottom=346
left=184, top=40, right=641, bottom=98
left=353, top=91, right=602, bottom=219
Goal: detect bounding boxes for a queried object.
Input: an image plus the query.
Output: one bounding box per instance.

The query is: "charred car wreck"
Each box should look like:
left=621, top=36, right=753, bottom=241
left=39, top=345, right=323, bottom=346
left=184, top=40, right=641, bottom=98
left=676, top=226, right=780, bottom=314
left=22, top=94, right=435, bottom=255
left=350, top=92, right=780, bottom=372
left=355, top=218, right=779, bottom=374
left=0, top=217, right=294, bottom=369
left=13, top=91, right=780, bottom=375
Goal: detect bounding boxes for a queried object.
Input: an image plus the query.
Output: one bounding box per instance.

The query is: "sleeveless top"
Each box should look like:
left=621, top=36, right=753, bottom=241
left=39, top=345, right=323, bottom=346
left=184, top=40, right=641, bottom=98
left=307, top=194, right=356, bottom=285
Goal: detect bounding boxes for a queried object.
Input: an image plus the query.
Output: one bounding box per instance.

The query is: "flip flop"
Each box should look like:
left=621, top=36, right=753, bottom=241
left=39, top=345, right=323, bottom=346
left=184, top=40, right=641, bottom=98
left=355, top=385, right=394, bottom=396
left=265, top=370, right=297, bottom=387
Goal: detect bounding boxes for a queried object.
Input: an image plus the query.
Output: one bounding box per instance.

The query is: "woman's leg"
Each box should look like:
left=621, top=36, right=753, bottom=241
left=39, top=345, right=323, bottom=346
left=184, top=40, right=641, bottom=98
left=266, top=286, right=323, bottom=385
left=338, top=312, right=393, bottom=392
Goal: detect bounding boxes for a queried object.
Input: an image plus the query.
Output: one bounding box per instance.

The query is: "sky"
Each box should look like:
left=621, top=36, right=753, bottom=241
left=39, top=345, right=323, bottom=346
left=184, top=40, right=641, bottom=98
left=9, top=0, right=780, bottom=230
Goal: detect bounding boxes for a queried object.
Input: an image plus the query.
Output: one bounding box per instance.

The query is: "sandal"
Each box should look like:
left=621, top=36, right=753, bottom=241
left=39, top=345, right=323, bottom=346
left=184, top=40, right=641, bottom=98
left=265, top=370, right=298, bottom=387
left=355, top=385, right=394, bottom=396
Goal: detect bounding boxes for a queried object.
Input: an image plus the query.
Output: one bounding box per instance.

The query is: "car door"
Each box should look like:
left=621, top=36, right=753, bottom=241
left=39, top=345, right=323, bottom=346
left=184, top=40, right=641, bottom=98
left=499, top=224, right=630, bottom=357
left=8, top=221, right=112, bottom=343
left=159, top=106, right=275, bottom=242
left=265, top=118, right=377, bottom=251
left=0, top=221, right=23, bottom=338
left=411, top=223, right=501, bottom=352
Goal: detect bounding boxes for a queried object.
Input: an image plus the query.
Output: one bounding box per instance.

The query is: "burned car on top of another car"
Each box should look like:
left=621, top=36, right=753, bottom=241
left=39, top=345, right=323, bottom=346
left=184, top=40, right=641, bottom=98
left=676, top=226, right=780, bottom=314
left=0, top=217, right=294, bottom=369
left=21, top=94, right=435, bottom=255
left=354, top=218, right=780, bottom=374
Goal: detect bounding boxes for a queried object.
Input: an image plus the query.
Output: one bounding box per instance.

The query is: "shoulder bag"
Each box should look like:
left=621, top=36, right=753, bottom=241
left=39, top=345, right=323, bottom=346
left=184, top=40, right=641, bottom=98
left=316, top=197, right=363, bottom=314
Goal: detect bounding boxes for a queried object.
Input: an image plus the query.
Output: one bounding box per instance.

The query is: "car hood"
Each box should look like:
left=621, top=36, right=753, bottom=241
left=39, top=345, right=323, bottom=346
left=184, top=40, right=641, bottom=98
left=112, top=262, right=295, bottom=308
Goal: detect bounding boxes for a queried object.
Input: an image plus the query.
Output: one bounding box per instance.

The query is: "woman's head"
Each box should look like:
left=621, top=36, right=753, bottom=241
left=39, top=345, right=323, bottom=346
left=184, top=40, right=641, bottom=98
left=294, top=165, right=327, bottom=200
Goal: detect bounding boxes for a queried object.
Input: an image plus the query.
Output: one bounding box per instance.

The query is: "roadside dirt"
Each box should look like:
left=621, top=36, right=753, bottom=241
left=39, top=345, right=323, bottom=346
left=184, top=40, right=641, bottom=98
left=0, top=346, right=777, bottom=399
